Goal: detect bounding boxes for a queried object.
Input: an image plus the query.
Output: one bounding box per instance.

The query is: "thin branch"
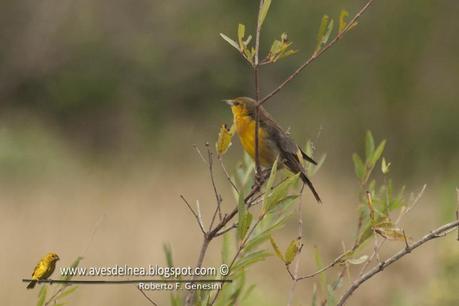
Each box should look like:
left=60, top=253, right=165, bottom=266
left=206, top=144, right=223, bottom=228
left=337, top=220, right=459, bottom=306
left=287, top=184, right=305, bottom=306
left=180, top=195, right=206, bottom=235
left=215, top=223, right=237, bottom=237
left=253, top=0, right=264, bottom=176
left=296, top=251, right=349, bottom=281
left=184, top=237, right=210, bottom=306
left=193, top=144, right=208, bottom=164
left=456, top=188, right=459, bottom=241
left=259, top=0, right=376, bottom=106
left=137, top=287, right=159, bottom=306
left=217, top=155, right=239, bottom=193
left=209, top=211, right=267, bottom=305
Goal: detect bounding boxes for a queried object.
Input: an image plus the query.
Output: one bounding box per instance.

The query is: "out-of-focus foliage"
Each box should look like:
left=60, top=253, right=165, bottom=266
left=0, top=0, right=458, bottom=180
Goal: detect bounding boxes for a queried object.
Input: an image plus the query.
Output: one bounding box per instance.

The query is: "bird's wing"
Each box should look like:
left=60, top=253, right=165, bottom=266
left=31, top=262, right=41, bottom=278
left=42, top=262, right=56, bottom=279
left=259, top=108, right=316, bottom=164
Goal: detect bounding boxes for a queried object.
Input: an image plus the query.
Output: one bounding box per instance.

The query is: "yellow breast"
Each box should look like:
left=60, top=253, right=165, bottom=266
left=232, top=109, right=277, bottom=167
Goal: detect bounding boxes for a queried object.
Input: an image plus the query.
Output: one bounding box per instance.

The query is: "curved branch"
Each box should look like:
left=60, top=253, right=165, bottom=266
left=337, top=220, right=459, bottom=306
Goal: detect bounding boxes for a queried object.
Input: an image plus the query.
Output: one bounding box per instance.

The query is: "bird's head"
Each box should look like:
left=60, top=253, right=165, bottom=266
left=45, top=252, right=60, bottom=263
left=223, top=97, right=257, bottom=117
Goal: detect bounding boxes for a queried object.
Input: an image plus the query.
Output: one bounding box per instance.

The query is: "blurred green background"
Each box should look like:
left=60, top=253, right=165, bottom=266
left=1, top=0, right=458, bottom=305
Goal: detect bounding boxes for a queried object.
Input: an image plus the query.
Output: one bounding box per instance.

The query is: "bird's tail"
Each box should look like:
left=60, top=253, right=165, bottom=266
left=300, top=172, right=322, bottom=203
left=26, top=280, right=36, bottom=289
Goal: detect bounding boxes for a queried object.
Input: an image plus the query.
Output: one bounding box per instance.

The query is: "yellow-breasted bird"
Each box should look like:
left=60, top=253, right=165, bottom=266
left=225, top=97, right=321, bottom=203
left=26, top=252, right=60, bottom=289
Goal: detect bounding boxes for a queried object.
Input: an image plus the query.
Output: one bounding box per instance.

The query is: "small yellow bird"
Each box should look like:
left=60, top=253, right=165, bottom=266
left=225, top=97, right=321, bottom=202
left=27, top=252, right=60, bottom=289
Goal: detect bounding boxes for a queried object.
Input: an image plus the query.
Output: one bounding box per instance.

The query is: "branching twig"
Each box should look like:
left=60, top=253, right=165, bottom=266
left=259, top=0, right=376, bottom=106
left=337, top=220, right=459, bottom=306
left=180, top=195, right=206, bottom=235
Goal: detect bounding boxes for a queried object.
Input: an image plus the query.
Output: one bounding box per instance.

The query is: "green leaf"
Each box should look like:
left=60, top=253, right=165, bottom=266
left=381, top=157, right=391, bottom=174
left=371, top=140, right=386, bottom=165
left=163, top=243, right=174, bottom=267
left=231, top=250, right=271, bottom=274
left=316, top=15, right=330, bottom=51
left=37, top=286, right=47, bottom=306
left=221, top=233, right=231, bottom=265
left=352, top=153, right=365, bottom=180
left=238, top=192, right=249, bottom=240
left=56, top=286, right=78, bottom=300
left=238, top=24, right=246, bottom=49
left=284, top=239, right=300, bottom=265
left=322, top=19, right=334, bottom=45
left=264, top=173, right=300, bottom=212
left=270, top=236, right=285, bottom=262
left=61, top=257, right=83, bottom=281
left=311, top=284, right=318, bottom=306
left=347, top=255, right=369, bottom=265
left=327, top=285, right=336, bottom=306
left=241, top=284, right=256, bottom=302
left=244, top=214, right=290, bottom=252
left=220, top=33, right=240, bottom=51
left=374, top=226, right=405, bottom=241
left=314, top=247, right=327, bottom=293
left=339, top=9, right=349, bottom=33
left=309, top=153, right=327, bottom=177
left=258, top=0, right=272, bottom=27
left=265, top=157, right=279, bottom=192
left=365, top=130, right=375, bottom=160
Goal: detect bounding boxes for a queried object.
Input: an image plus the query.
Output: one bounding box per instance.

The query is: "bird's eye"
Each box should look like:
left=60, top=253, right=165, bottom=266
left=234, top=102, right=240, bottom=106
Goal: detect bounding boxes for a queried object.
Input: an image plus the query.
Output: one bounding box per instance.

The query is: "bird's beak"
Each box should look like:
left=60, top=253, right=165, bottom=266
left=222, top=99, right=234, bottom=106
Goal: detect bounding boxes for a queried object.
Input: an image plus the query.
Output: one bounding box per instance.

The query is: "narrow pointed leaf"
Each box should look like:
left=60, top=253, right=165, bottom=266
left=270, top=236, right=285, bottom=262
left=258, top=0, right=272, bottom=27
left=220, top=33, right=240, bottom=51
left=352, top=153, right=365, bottom=180
left=316, top=15, right=330, bottom=51
left=284, top=239, right=300, bottom=265
left=238, top=24, right=246, bottom=49
left=339, top=9, right=349, bottom=33
left=365, top=131, right=375, bottom=160
left=371, top=140, right=386, bottom=165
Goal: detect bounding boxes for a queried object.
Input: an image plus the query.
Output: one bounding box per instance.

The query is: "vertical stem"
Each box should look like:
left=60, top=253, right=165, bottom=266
left=185, top=237, right=210, bottom=306
left=254, top=0, right=263, bottom=176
